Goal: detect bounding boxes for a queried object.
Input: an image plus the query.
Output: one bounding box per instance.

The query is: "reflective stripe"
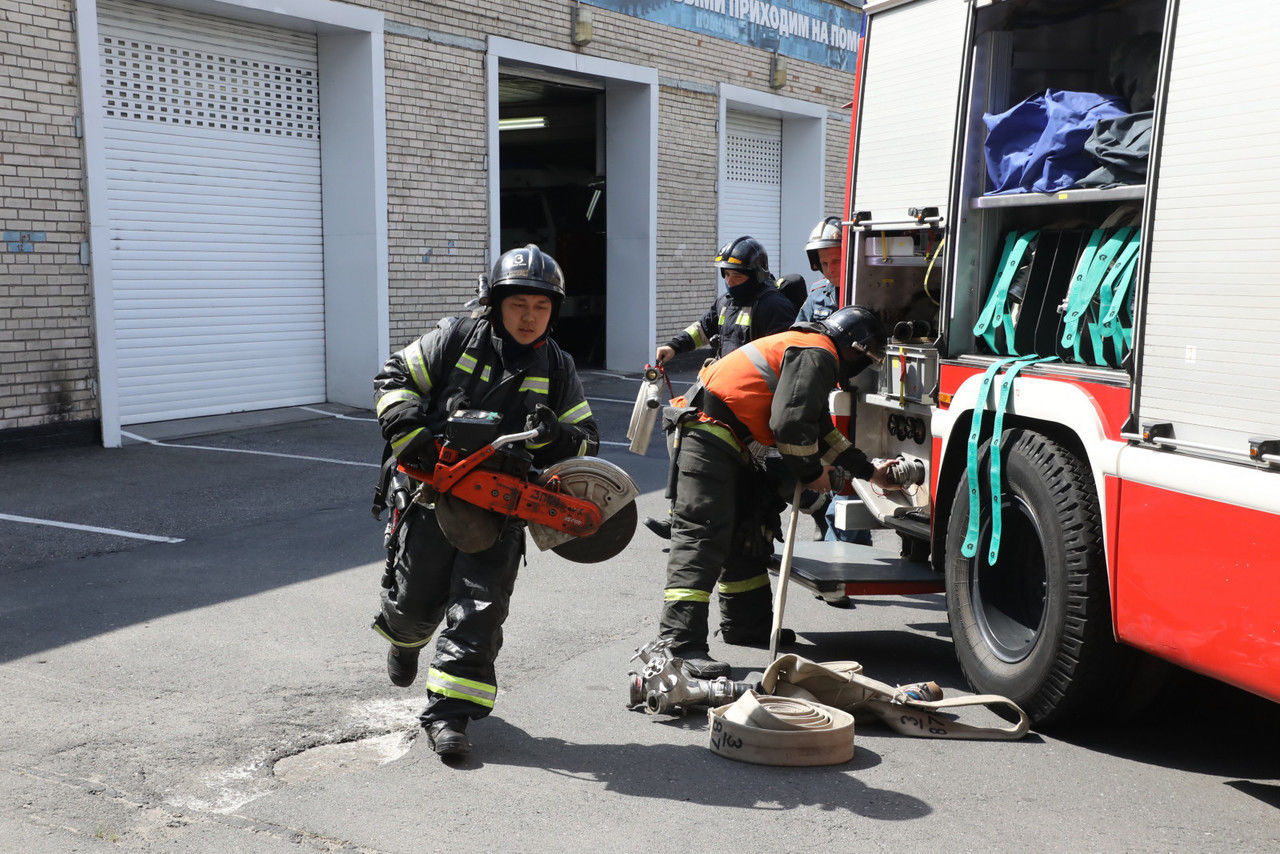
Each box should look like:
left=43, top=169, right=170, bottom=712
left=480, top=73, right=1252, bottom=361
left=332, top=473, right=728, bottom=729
left=458, top=353, right=478, bottom=375
left=820, top=428, right=852, bottom=463
left=404, top=340, right=432, bottom=393
left=371, top=621, right=432, bottom=649
left=685, top=323, right=707, bottom=349
left=664, top=588, right=711, bottom=603
left=376, top=388, right=421, bottom=416
left=718, top=573, right=770, bottom=594
left=425, top=667, right=496, bottom=708
left=777, top=439, right=819, bottom=456
left=481, top=365, right=492, bottom=383
left=519, top=375, right=550, bottom=394
left=577, top=438, right=588, bottom=455
left=559, top=400, right=592, bottom=424
left=735, top=310, right=751, bottom=328
left=687, top=420, right=743, bottom=453
left=741, top=343, right=779, bottom=391
left=391, top=426, right=426, bottom=456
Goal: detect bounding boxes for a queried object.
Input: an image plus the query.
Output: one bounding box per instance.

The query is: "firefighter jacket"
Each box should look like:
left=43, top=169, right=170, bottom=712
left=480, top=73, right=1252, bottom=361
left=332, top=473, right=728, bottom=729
left=698, top=329, right=873, bottom=485
left=374, top=316, right=600, bottom=468
left=665, top=279, right=796, bottom=360
left=796, top=277, right=838, bottom=323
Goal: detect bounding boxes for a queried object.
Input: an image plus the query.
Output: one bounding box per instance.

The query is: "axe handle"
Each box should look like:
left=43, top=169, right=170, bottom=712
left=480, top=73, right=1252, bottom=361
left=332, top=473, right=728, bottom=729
left=769, top=483, right=804, bottom=662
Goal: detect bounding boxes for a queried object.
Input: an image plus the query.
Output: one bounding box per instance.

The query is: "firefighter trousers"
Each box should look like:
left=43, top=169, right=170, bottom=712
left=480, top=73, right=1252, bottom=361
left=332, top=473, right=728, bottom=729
left=659, top=425, right=776, bottom=653
left=375, top=502, right=522, bottom=724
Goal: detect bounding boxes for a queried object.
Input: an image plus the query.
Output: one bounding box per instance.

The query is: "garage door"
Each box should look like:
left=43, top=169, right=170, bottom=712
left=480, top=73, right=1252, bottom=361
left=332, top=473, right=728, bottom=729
left=721, top=111, right=782, bottom=271
left=98, top=0, right=324, bottom=424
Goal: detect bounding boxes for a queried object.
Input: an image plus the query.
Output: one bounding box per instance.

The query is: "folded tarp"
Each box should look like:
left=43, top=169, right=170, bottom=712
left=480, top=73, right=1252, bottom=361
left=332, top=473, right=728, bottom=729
left=983, top=89, right=1127, bottom=195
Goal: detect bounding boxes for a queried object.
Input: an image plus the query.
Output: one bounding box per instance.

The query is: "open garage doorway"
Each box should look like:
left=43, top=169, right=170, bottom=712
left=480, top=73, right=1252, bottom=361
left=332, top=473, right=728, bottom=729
left=499, top=72, right=606, bottom=367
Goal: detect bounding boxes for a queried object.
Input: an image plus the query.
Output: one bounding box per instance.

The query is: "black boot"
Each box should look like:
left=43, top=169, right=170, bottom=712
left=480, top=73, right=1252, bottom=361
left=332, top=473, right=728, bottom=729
left=720, top=626, right=796, bottom=648
left=675, top=649, right=730, bottom=679
left=643, top=516, right=672, bottom=540
left=386, top=645, right=420, bottom=688
left=426, top=718, right=471, bottom=758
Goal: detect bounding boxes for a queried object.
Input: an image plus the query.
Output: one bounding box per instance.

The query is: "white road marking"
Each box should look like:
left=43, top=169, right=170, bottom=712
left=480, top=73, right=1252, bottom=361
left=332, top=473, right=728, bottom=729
left=297, top=405, right=376, bottom=422
left=121, top=431, right=379, bottom=468
left=0, top=513, right=183, bottom=543
left=588, top=396, right=636, bottom=405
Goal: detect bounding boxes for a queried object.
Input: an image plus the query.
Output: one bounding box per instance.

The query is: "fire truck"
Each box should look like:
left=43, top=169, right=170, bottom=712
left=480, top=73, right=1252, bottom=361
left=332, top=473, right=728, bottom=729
left=788, top=0, right=1280, bottom=726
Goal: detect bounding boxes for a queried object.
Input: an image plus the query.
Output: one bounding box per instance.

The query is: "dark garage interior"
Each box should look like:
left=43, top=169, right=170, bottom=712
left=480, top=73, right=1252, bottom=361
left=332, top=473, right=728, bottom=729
left=499, top=71, right=606, bottom=367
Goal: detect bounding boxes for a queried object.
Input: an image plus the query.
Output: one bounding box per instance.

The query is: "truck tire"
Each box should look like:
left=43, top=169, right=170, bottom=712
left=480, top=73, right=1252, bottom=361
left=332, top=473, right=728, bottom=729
left=944, top=428, right=1122, bottom=727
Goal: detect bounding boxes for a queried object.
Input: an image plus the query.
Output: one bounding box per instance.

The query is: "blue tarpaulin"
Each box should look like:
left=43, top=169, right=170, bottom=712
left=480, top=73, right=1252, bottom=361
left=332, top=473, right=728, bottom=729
left=982, top=89, right=1127, bottom=195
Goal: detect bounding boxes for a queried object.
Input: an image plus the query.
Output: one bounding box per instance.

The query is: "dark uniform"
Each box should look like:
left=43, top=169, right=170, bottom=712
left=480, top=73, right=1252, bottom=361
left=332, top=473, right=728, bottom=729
left=657, top=237, right=795, bottom=644
left=658, top=308, right=885, bottom=676
left=663, top=269, right=795, bottom=363
left=373, top=246, right=599, bottom=749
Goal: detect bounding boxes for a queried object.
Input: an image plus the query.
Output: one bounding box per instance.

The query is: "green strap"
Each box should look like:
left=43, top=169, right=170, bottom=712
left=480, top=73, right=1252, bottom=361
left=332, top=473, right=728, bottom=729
left=986, top=357, right=1057, bottom=563
left=1058, top=228, right=1106, bottom=349
left=1085, top=233, right=1141, bottom=366
left=974, top=231, right=1039, bottom=355
left=1062, top=227, right=1132, bottom=355
left=1098, top=235, right=1141, bottom=367
left=960, top=357, right=1024, bottom=559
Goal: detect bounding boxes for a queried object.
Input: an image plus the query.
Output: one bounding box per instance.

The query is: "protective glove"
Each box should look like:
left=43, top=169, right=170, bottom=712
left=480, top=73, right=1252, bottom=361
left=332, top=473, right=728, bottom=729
left=524, top=403, right=561, bottom=444
left=397, top=430, right=439, bottom=474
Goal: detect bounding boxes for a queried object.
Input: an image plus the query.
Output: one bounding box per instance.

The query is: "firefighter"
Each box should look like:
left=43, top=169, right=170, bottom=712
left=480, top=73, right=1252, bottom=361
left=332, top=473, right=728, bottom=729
left=653, top=235, right=795, bottom=368
left=371, top=244, right=600, bottom=759
left=657, top=306, right=898, bottom=677
left=644, top=236, right=795, bottom=541
left=796, top=216, right=843, bottom=323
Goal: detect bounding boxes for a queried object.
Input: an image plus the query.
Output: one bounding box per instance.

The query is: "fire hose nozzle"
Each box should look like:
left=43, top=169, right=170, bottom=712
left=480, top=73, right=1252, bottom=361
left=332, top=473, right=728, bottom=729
left=872, top=456, right=927, bottom=487
left=628, top=638, right=755, bottom=714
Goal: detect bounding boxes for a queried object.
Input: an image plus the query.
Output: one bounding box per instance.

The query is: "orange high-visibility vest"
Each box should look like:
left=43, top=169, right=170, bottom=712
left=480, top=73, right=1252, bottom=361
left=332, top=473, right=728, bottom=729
left=699, top=330, right=837, bottom=446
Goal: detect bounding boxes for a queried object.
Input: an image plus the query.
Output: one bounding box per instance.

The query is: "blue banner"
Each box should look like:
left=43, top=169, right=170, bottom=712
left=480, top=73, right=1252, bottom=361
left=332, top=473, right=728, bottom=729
left=582, top=0, right=863, bottom=71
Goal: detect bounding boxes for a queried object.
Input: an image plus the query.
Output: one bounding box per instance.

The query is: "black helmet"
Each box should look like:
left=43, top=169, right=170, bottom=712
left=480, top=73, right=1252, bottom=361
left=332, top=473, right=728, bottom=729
left=818, top=305, right=885, bottom=387
left=488, top=244, right=566, bottom=310
left=715, top=236, right=770, bottom=286
left=804, top=216, right=843, bottom=272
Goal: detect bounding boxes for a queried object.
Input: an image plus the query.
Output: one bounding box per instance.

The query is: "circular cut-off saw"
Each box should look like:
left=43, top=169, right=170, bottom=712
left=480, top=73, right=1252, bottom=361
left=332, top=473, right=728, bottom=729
left=526, top=456, right=639, bottom=563
left=399, top=411, right=638, bottom=563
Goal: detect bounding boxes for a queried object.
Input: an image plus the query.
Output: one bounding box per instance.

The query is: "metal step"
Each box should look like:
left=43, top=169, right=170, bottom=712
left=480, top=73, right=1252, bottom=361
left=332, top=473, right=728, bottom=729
left=770, top=540, right=945, bottom=597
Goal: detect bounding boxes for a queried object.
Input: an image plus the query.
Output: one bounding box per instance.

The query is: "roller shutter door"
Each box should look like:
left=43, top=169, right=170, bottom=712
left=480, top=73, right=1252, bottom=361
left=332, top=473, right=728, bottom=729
left=1136, top=0, right=1280, bottom=449
left=98, top=0, right=324, bottom=424
left=721, top=111, right=782, bottom=266
left=851, top=0, right=969, bottom=221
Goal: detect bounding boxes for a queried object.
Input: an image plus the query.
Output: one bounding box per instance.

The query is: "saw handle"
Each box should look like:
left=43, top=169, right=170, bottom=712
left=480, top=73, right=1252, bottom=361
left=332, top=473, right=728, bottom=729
left=399, top=427, right=543, bottom=491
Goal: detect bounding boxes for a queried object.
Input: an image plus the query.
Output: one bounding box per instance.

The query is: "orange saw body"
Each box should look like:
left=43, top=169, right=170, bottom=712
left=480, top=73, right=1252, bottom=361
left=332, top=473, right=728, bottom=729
left=399, top=443, right=603, bottom=536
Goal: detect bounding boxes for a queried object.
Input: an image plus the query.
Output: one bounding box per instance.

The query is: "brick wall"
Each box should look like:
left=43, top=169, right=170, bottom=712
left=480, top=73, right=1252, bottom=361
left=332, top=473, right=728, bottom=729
left=0, top=0, right=856, bottom=434
left=372, top=0, right=856, bottom=349
left=0, top=0, right=95, bottom=432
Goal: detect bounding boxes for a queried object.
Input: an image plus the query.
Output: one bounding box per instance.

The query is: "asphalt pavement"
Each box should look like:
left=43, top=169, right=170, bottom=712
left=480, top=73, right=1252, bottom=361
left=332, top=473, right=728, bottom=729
left=1, top=360, right=1277, bottom=852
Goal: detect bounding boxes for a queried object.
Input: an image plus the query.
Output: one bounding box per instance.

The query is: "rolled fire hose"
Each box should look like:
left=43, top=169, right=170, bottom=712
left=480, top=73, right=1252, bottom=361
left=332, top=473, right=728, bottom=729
left=708, top=691, right=854, bottom=766
left=768, top=482, right=804, bottom=661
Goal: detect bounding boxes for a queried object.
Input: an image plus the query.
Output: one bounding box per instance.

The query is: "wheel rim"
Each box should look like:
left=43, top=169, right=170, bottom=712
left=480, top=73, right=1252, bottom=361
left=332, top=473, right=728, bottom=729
left=970, top=495, right=1048, bottom=663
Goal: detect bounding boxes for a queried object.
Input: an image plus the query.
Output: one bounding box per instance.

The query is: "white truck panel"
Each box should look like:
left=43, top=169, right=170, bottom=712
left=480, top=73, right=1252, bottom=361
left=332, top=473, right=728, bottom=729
left=1137, top=0, right=1280, bottom=449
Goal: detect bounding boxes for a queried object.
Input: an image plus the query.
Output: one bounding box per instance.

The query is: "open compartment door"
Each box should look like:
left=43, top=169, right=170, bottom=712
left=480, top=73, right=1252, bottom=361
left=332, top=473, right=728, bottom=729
left=850, top=0, right=971, bottom=223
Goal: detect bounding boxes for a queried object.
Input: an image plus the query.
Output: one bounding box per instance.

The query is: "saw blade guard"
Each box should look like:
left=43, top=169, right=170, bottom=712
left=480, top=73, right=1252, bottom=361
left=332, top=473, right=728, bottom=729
left=528, top=457, right=639, bottom=560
